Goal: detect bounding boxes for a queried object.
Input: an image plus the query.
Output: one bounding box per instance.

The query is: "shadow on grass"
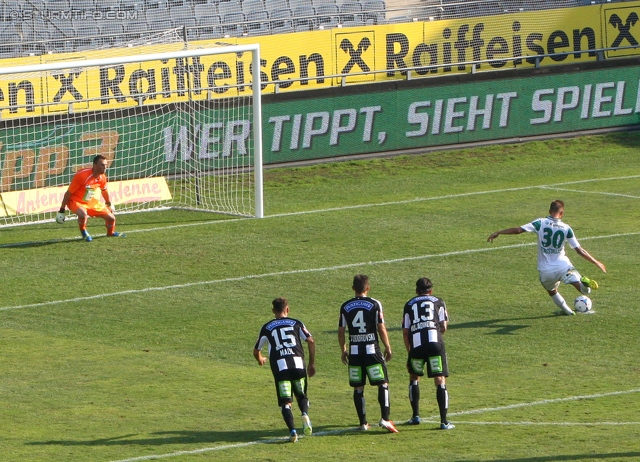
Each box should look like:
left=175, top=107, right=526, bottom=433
left=449, top=314, right=557, bottom=335
left=323, top=315, right=557, bottom=336
left=25, top=426, right=352, bottom=447
left=479, top=452, right=640, bottom=461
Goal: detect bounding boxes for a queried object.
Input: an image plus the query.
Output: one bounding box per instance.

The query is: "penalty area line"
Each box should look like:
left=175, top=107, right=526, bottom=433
left=2, top=231, right=640, bottom=312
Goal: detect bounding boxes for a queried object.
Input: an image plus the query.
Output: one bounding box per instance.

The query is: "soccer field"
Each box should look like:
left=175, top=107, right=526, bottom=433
left=1, top=132, right=639, bottom=461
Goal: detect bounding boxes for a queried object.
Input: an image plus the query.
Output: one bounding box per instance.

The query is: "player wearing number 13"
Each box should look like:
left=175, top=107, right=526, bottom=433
left=253, top=298, right=315, bottom=442
left=403, top=278, right=453, bottom=430
left=487, top=200, right=606, bottom=316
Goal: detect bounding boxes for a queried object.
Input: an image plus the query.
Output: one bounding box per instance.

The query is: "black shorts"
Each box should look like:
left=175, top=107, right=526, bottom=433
left=273, top=368, right=308, bottom=406
left=348, top=352, right=389, bottom=387
left=406, top=342, right=449, bottom=378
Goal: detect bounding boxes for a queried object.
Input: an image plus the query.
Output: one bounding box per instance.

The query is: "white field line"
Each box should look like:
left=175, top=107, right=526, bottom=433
left=436, top=421, right=640, bottom=426
left=537, top=186, right=640, bottom=199
left=3, top=231, right=640, bottom=312
left=111, top=388, right=640, bottom=462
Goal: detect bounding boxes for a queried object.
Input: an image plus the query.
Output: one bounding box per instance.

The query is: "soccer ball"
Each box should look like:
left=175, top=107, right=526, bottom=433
left=574, top=295, right=593, bottom=313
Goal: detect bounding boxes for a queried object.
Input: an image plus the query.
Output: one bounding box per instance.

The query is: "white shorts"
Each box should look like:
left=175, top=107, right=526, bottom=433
left=538, top=267, right=581, bottom=291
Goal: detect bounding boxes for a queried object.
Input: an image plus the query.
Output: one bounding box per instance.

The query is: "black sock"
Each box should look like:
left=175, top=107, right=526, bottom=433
left=436, top=384, right=449, bottom=424
left=378, top=383, right=390, bottom=421
left=409, top=380, right=420, bottom=417
left=281, top=404, right=295, bottom=431
left=353, top=389, right=367, bottom=425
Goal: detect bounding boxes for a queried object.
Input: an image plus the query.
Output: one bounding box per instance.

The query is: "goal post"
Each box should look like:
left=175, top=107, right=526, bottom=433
left=0, top=44, right=264, bottom=228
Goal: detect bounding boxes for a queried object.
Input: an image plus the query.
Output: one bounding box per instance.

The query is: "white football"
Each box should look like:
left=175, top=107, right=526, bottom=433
left=574, top=295, right=593, bottom=313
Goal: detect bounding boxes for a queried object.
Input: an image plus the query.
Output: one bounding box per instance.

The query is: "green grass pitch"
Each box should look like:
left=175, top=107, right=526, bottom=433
left=1, top=132, right=639, bottom=461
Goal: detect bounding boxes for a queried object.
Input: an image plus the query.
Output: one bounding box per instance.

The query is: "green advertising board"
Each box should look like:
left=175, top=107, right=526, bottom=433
left=262, top=64, right=640, bottom=163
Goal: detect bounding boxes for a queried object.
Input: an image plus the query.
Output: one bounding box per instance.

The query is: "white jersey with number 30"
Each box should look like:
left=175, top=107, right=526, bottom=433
left=521, top=216, right=580, bottom=272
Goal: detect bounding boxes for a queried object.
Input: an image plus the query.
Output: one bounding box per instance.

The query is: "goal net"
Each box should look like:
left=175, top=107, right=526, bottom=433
left=0, top=44, right=264, bottom=228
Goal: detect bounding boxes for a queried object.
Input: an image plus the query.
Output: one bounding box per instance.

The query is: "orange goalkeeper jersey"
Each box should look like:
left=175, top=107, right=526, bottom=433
left=68, top=167, right=108, bottom=210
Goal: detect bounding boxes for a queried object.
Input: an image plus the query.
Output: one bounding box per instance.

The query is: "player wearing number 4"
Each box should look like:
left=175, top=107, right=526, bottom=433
left=56, top=155, right=125, bottom=242
left=403, top=278, right=454, bottom=430
left=338, top=274, right=398, bottom=433
left=487, top=199, right=606, bottom=316
left=253, top=298, right=316, bottom=443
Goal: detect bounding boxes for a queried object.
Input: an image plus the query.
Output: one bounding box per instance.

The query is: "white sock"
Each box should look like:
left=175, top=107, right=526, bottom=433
left=579, top=283, right=591, bottom=295
left=551, top=293, right=573, bottom=314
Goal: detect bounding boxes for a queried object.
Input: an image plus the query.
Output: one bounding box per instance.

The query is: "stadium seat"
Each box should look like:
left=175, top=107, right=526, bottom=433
left=218, top=0, right=243, bottom=16
left=95, top=0, right=119, bottom=11
left=146, top=6, right=171, bottom=23
left=292, top=5, right=315, bottom=28
left=44, top=0, right=71, bottom=13
left=194, top=3, right=218, bottom=16
left=149, top=18, right=174, bottom=31
left=171, top=5, right=197, bottom=27
left=315, top=3, right=339, bottom=26
left=0, top=23, right=21, bottom=58
left=124, top=17, right=151, bottom=39
left=246, top=11, right=270, bottom=35
left=311, top=0, right=335, bottom=6
left=362, top=0, right=384, bottom=23
left=222, top=11, right=246, bottom=36
left=22, top=18, right=50, bottom=41
left=266, top=0, right=289, bottom=13
left=289, top=0, right=312, bottom=9
left=342, top=19, right=365, bottom=27
left=269, top=7, right=292, bottom=29
left=414, top=5, right=442, bottom=21
left=243, top=0, right=266, bottom=14
left=74, top=24, right=103, bottom=50
left=72, top=0, right=97, bottom=11
left=339, top=1, right=363, bottom=22
left=99, top=22, right=125, bottom=45
left=271, top=21, right=294, bottom=33
left=197, top=14, right=224, bottom=39
left=120, top=0, right=145, bottom=10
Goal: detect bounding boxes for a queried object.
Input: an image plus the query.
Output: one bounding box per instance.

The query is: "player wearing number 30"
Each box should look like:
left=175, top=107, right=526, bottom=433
left=402, top=278, right=454, bottom=430
left=338, top=274, right=398, bottom=433
left=487, top=200, right=606, bottom=316
left=253, top=298, right=316, bottom=443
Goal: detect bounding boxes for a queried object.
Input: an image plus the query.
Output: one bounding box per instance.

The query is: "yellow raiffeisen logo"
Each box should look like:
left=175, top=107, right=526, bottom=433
left=0, top=177, right=172, bottom=217
left=1, top=2, right=639, bottom=119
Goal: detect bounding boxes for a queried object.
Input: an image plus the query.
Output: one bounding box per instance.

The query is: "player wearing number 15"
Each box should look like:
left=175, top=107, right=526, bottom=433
left=487, top=200, right=606, bottom=316
left=56, top=155, right=124, bottom=242
left=253, top=298, right=316, bottom=442
left=338, top=274, right=398, bottom=433
left=403, top=278, right=454, bottom=430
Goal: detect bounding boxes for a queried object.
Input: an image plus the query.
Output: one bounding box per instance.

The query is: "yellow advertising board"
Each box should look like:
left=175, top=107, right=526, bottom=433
left=0, top=177, right=172, bottom=217
left=1, top=2, right=640, bottom=119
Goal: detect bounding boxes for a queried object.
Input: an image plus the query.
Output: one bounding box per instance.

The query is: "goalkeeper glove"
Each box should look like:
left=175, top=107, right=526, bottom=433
left=56, top=211, right=65, bottom=224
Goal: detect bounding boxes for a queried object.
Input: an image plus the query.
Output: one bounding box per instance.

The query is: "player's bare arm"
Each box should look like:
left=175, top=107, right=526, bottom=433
left=402, top=328, right=411, bottom=353
left=377, top=323, right=392, bottom=362
left=338, top=326, right=348, bottom=365
left=487, top=227, right=525, bottom=242
left=575, top=247, right=607, bottom=273
left=306, top=336, right=316, bottom=378
left=253, top=348, right=267, bottom=366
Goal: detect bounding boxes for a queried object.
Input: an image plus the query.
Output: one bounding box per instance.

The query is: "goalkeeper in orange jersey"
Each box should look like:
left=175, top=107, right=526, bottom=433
left=56, top=155, right=125, bottom=242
